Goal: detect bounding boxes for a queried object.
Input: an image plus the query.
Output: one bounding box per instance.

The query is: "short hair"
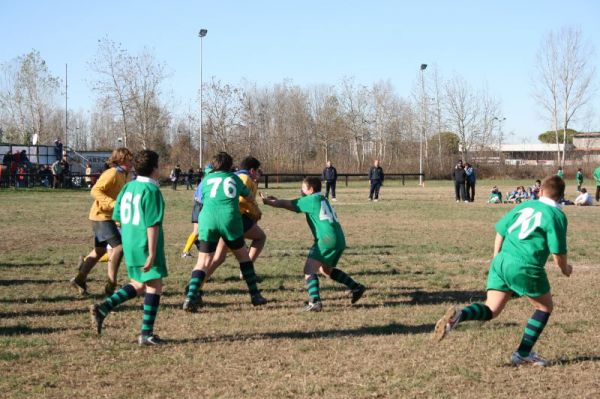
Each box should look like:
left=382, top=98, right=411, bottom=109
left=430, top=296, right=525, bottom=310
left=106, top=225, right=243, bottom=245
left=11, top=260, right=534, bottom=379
left=108, top=147, right=133, bottom=167
left=212, top=152, right=233, bottom=172
left=303, top=176, right=321, bottom=193
left=541, top=175, right=565, bottom=201
left=240, top=156, right=261, bottom=171
left=581, top=187, right=587, bottom=193
left=133, top=150, right=159, bottom=177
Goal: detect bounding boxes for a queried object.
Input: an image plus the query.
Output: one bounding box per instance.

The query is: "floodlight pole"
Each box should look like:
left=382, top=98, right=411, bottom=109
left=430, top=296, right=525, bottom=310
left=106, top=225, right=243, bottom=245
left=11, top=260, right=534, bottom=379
left=198, top=28, right=207, bottom=168
left=419, top=64, right=427, bottom=186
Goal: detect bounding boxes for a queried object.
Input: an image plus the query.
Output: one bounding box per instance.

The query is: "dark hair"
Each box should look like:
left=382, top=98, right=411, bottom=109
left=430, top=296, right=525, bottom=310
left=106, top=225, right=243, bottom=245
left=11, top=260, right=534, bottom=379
left=541, top=175, right=565, bottom=201
left=212, top=152, right=233, bottom=172
left=303, top=176, right=321, bottom=193
left=581, top=187, right=587, bottom=193
left=133, top=150, right=159, bottom=177
left=240, top=156, right=261, bottom=171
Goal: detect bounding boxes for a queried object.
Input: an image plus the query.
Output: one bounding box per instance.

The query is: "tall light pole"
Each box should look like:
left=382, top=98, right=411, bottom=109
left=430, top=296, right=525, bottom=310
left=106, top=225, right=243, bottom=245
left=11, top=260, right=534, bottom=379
left=493, top=116, right=506, bottom=162
left=419, top=64, right=427, bottom=186
left=198, top=28, right=207, bottom=168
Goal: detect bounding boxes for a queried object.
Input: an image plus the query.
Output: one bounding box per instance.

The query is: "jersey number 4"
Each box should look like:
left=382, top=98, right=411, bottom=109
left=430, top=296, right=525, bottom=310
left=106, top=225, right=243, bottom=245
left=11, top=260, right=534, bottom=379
left=319, top=200, right=338, bottom=223
left=507, top=208, right=542, bottom=239
left=120, top=192, right=141, bottom=226
left=206, top=177, right=237, bottom=198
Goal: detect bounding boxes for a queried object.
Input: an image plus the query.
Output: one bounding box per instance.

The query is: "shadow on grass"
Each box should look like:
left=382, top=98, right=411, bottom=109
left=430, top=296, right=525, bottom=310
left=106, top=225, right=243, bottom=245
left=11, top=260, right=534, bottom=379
left=406, top=290, right=486, bottom=305
left=0, top=279, right=64, bottom=286
left=0, top=325, right=68, bottom=336
left=550, top=355, right=600, bottom=366
left=172, top=322, right=435, bottom=345
left=0, top=262, right=52, bottom=269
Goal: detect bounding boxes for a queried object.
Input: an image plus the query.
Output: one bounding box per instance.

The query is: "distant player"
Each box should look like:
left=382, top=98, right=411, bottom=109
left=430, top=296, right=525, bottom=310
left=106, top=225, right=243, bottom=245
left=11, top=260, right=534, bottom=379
left=90, top=149, right=168, bottom=346
left=69, top=148, right=133, bottom=296
left=203, top=156, right=267, bottom=285
left=434, top=176, right=572, bottom=367
left=183, top=152, right=266, bottom=312
left=181, top=165, right=213, bottom=258
left=261, top=177, right=366, bottom=311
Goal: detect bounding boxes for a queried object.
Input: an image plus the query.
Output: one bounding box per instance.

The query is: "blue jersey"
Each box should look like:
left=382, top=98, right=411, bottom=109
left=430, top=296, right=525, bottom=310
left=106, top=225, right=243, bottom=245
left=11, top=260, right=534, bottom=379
left=194, top=180, right=204, bottom=204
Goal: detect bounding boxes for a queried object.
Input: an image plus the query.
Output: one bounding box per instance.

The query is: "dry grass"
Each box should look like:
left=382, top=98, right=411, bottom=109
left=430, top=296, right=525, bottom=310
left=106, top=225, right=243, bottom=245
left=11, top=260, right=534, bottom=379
left=1, top=180, right=599, bottom=398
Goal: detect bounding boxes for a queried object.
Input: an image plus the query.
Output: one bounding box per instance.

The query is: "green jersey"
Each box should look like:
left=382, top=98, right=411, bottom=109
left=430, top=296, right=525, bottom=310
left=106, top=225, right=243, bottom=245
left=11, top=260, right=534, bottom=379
left=291, top=193, right=345, bottom=248
left=200, top=171, right=250, bottom=212
left=557, top=170, right=564, bottom=178
left=593, top=167, right=600, bottom=186
left=113, top=177, right=166, bottom=269
left=495, top=197, right=567, bottom=268
left=576, top=171, right=583, bottom=184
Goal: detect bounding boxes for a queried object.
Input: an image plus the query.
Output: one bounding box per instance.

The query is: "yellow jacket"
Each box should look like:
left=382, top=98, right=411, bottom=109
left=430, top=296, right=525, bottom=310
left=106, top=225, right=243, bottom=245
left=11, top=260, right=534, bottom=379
left=238, top=172, right=261, bottom=221
left=88, top=167, right=129, bottom=221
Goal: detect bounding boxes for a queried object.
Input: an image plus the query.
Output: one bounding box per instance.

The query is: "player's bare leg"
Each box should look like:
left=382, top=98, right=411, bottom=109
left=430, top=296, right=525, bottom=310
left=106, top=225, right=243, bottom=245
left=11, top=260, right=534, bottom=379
left=245, top=224, right=266, bottom=262
left=106, top=245, right=123, bottom=295
left=70, top=247, right=107, bottom=295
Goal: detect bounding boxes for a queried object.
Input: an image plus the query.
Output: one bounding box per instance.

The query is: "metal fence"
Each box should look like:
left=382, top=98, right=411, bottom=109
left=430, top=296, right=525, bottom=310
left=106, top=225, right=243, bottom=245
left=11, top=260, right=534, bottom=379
left=260, top=173, right=425, bottom=188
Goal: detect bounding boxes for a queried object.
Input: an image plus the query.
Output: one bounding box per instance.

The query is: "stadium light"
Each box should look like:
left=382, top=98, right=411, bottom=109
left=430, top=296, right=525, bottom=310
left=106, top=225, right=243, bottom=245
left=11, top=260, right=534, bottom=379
left=198, top=28, right=208, bottom=168
left=419, top=64, right=428, bottom=186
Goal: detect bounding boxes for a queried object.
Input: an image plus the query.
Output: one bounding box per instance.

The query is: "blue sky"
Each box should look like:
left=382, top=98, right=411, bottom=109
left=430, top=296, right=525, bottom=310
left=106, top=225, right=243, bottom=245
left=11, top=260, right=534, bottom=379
left=1, top=0, right=599, bottom=143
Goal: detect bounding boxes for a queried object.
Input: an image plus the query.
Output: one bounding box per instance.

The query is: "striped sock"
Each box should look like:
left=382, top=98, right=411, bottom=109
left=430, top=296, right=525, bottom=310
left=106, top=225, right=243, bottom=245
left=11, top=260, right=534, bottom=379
left=306, top=274, right=321, bottom=302
left=141, top=293, right=160, bottom=337
left=517, top=310, right=551, bottom=356
left=98, top=284, right=137, bottom=315
left=458, top=303, right=493, bottom=322
left=240, top=261, right=259, bottom=296
left=329, top=268, right=359, bottom=290
left=186, top=270, right=206, bottom=300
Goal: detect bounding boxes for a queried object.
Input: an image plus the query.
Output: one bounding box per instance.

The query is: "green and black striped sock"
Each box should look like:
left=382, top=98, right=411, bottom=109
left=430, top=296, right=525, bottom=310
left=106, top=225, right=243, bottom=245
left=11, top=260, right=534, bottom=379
left=141, top=293, right=160, bottom=337
left=329, top=268, right=359, bottom=290
left=306, top=274, right=321, bottom=302
left=187, top=270, right=206, bottom=300
left=458, top=303, right=493, bottom=322
left=517, top=310, right=550, bottom=356
left=240, top=261, right=259, bottom=296
left=98, top=284, right=137, bottom=315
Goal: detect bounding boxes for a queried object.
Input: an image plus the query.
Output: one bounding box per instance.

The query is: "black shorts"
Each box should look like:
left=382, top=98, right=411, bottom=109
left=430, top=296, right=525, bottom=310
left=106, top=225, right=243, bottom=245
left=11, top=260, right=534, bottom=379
left=191, top=201, right=202, bottom=223
left=198, top=236, right=245, bottom=253
left=92, top=220, right=122, bottom=248
left=242, top=214, right=256, bottom=233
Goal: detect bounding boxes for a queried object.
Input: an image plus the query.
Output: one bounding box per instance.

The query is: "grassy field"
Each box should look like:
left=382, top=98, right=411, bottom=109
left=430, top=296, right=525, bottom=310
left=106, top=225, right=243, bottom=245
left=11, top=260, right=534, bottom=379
left=1, top=179, right=599, bottom=398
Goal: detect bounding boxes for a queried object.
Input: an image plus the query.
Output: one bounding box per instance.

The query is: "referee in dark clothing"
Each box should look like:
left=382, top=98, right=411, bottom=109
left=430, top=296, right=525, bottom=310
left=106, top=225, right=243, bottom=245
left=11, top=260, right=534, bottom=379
left=368, top=160, right=385, bottom=201
left=452, top=160, right=467, bottom=202
left=321, top=161, right=338, bottom=201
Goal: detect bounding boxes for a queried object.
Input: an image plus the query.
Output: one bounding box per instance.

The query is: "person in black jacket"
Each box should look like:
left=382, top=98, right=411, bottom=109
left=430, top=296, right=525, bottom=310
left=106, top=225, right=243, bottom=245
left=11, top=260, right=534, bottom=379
left=321, top=161, right=338, bottom=201
left=452, top=160, right=467, bottom=202
left=368, top=160, right=385, bottom=201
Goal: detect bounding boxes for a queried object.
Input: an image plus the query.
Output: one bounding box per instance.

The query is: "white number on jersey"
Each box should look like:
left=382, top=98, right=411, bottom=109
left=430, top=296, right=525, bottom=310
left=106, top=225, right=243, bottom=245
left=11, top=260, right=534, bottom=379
left=507, top=207, right=542, bottom=239
left=206, top=177, right=237, bottom=198
left=319, top=200, right=338, bottom=223
left=121, top=192, right=142, bottom=226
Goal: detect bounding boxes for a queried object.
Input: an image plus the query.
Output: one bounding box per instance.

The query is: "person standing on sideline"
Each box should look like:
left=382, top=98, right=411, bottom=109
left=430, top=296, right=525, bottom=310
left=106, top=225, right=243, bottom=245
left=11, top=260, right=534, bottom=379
left=593, top=164, right=600, bottom=202
left=170, top=164, right=182, bottom=190
left=321, top=161, right=338, bottom=201
left=368, top=160, right=385, bottom=201
left=453, top=160, right=467, bottom=202
left=556, top=166, right=564, bottom=179
left=185, top=167, right=194, bottom=190
left=576, top=168, right=583, bottom=192
left=465, top=163, right=476, bottom=202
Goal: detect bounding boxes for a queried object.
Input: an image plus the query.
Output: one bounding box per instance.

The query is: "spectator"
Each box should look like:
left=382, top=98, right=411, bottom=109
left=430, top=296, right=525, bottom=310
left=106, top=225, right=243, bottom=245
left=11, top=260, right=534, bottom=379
left=61, top=158, right=71, bottom=188
left=1, top=152, right=12, bottom=187
left=488, top=186, right=502, bottom=204
left=593, top=164, right=600, bottom=202
left=556, top=166, right=564, bottom=178
left=170, top=164, right=182, bottom=190
left=40, top=165, right=52, bottom=188
left=51, top=159, right=63, bottom=188
left=574, top=187, right=593, bottom=206
left=465, top=162, right=476, bottom=202
left=54, top=138, right=63, bottom=161
left=508, top=186, right=528, bottom=204
left=529, top=179, right=541, bottom=200
left=368, top=159, right=384, bottom=201
left=85, top=163, right=93, bottom=189
left=576, top=167, right=583, bottom=192
left=321, top=160, right=338, bottom=201
left=452, top=160, right=467, bottom=202
left=185, top=167, right=195, bottom=190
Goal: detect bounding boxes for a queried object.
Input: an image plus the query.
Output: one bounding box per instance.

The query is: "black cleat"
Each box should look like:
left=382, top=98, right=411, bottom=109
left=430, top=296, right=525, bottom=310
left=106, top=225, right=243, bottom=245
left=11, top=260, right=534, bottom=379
left=138, top=334, right=166, bottom=346
left=90, top=304, right=106, bottom=335
left=70, top=277, right=88, bottom=296
left=251, top=293, right=268, bottom=306
left=350, top=285, right=366, bottom=304
left=182, top=296, right=202, bottom=313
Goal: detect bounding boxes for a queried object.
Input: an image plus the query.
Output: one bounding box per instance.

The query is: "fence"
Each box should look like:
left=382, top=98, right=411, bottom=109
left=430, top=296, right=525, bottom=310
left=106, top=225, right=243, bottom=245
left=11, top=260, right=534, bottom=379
left=260, top=173, right=425, bottom=188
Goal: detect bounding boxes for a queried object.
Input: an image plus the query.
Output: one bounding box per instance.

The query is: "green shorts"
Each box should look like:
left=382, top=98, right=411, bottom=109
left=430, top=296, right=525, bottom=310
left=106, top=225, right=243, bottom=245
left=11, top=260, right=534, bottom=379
left=198, top=208, right=243, bottom=243
left=486, top=252, right=550, bottom=298
left=308, top=236, right=346, bottom=268
left=127, top=263, right=168, bottom=283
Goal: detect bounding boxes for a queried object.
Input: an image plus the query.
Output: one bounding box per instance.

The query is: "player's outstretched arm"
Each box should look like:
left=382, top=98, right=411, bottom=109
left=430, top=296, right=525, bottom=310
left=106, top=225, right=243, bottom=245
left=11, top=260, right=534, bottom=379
left=552, top=254, right=572, bottom=277
left=260, top=193, right=296, bottom=212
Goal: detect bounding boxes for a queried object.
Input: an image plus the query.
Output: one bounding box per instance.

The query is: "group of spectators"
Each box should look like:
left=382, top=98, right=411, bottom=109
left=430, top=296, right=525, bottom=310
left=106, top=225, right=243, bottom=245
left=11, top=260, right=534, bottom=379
left=320, top=159, right=385, bottom=202
left=452, top=160, right=476, bottom=202
left=169, top=165, right=203, bottom=191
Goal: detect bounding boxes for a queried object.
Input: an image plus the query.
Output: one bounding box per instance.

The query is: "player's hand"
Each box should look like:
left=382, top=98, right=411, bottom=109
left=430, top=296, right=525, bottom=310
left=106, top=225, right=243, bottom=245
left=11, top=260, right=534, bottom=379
left=142, top=257, right=154, bottom=272
left=561, top=263, right=573, bottom=277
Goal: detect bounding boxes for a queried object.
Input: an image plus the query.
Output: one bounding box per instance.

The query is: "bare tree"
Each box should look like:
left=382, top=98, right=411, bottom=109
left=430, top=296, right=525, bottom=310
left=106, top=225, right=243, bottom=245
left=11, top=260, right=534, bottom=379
left=533, top=27, right=596, bottom=165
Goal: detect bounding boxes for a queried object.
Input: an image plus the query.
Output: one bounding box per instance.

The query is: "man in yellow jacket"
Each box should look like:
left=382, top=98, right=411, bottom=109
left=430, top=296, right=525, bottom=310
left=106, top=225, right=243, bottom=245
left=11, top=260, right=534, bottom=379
left=70, top=148, right=133, bottom=296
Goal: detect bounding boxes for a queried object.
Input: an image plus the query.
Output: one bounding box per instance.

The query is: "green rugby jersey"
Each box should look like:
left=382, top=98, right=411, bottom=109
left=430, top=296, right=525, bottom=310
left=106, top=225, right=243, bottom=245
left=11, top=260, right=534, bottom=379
left=201, top=171, right=250, bottom=213
left=291, top=193, right=345, bottom=247
left=495, top=197, right=567, bottom=268
left=113, top=176, right=166, bottom=268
